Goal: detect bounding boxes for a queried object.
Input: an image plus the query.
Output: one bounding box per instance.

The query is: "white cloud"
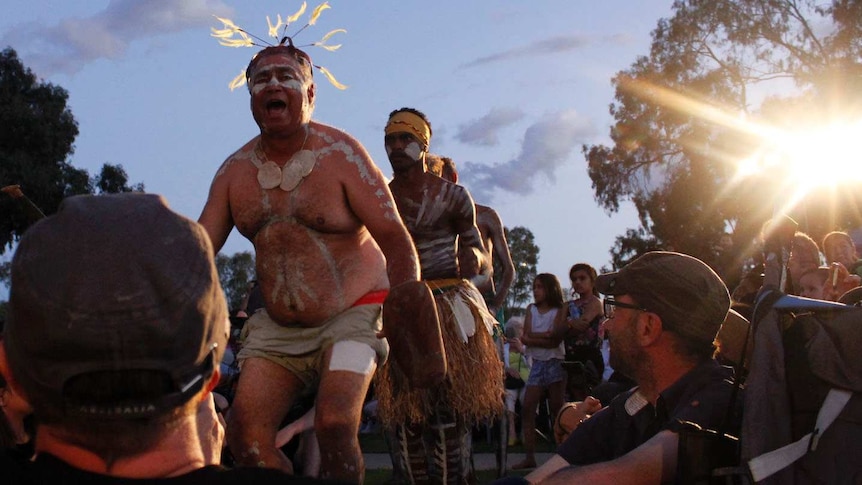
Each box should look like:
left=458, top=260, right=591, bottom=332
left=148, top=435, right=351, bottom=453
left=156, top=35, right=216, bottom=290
left=2, top=0, right=233, bottom=76
left=459, top=33, right=636, bottom=70
left=460, top=110, right=597, bottom=201
left=455, top=107, right=525, bottom=147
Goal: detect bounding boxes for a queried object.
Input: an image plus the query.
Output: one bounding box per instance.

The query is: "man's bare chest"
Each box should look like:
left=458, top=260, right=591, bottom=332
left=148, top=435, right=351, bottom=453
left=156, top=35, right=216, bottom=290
left=230, top=169, right=358, bottom=239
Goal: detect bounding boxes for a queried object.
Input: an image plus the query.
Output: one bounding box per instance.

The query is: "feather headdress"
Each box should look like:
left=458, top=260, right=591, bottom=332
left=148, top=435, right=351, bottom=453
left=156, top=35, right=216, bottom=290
left=211, top=1, right=346, bottom=91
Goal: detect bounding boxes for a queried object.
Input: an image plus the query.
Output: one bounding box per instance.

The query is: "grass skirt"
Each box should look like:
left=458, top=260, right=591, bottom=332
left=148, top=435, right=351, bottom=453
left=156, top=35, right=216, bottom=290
left=376, top=280, right=504, bottom=426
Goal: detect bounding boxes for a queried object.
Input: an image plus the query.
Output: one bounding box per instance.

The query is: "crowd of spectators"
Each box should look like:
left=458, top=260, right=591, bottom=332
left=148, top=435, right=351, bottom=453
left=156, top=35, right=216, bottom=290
left=3, top=185, right=861, bottom=484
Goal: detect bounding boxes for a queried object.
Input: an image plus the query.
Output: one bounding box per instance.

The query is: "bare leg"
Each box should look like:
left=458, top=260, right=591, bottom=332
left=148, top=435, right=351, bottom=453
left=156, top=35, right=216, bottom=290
left=507, top=411, right=517, bottom=445
left=547, top=380, right=566, bottom=430
left=512, top=385, right=542, bottom=469
left=314, top=345, right=376, bottom=484
left=227, top=357, right=303, bottom=471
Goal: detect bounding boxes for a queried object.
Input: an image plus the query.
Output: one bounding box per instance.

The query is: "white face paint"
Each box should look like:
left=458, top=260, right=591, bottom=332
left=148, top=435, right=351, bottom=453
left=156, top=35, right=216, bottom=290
left=385, top=145, right=393, bottom=157
left=250, top=66, right=305, bottom=96
left=404, top=141, right=423, bottom=161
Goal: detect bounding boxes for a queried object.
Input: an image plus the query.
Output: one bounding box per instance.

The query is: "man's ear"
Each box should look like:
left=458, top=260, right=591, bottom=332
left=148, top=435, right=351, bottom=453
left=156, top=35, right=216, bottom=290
left=637, top=312, right=664, bottom=346
left=307, top=81, right=316, bottom=109
left=204, top=368, right=221, bottom=396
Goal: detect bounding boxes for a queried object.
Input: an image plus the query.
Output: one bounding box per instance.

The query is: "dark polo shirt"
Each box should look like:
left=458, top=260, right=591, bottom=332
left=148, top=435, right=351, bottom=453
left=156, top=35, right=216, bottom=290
left=557, top=359, right=739, bottom=464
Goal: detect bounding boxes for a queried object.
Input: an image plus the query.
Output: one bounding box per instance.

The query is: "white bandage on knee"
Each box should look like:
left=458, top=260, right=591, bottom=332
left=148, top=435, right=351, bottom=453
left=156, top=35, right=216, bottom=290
left=329, top=340, right=377, bottom=375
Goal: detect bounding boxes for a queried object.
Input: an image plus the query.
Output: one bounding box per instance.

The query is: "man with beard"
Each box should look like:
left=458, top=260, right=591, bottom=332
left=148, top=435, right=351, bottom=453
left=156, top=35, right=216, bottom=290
left=512, top=251, right=738, bottom=484
left=377, top=108, right=504, bottom=484
left=198, top=45, right=420, bottom=483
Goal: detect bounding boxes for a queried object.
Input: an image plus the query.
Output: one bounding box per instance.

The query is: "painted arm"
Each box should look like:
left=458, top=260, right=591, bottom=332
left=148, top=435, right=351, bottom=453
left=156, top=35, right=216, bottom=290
left=452, top=187, right=490, bottom=281
left=342, top=137, right=420, bottom=286
left=197, top=164, right=234, bottom=254
left=485, top=208, right=516, bottom=311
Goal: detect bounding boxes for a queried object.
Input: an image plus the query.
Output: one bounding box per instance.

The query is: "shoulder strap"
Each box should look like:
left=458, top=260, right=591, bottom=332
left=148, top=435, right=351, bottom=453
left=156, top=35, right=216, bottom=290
left=747, top=388, right=852, bottom=481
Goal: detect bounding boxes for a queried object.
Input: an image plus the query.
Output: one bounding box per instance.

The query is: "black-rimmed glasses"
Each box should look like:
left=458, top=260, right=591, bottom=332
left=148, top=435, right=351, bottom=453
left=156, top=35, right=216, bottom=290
left=603, top=296, right=648, bottom=319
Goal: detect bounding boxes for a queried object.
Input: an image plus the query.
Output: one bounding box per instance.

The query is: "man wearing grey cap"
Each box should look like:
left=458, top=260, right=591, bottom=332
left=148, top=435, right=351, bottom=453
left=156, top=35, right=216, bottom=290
left=517, top=251, right=740, bottom=484
left=0, top=194, right=326, bottom=483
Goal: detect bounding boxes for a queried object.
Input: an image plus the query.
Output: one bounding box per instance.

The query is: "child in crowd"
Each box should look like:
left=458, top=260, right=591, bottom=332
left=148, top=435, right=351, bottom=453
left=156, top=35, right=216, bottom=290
left=822, top=231, right=862, bottom=278
left=797, top=266, right=829, bottom=300
left=562, top=263, right=605, bottom=401
left=511, top=273, right=567, bottom=470
left=788, top=231, right=822, bottom=290
left=503, top=317, right=531, bottom=447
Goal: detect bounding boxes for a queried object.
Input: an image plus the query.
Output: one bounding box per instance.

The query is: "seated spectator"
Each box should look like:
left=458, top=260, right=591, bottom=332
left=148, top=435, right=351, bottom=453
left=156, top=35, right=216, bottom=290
left=787, top=231, right=822, bottom=292
left=798, top=264, right=861, bottom=302
left=500, top=251, right=739, bottom=484
left=822, top=231, right=862, bottom=278
left=503, top=316, right=531, bottom=446
left=0, top=193, right=324, bottom=484
left=798, top=267, right=830, bottom=300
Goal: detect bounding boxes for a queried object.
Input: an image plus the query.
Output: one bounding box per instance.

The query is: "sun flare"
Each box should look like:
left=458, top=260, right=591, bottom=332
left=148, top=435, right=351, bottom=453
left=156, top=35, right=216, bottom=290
left=753, top=121, right=862, bottom=191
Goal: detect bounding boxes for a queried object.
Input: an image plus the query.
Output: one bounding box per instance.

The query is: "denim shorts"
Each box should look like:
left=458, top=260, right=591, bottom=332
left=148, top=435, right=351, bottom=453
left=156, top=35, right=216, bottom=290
left=527, top=358, right=566, bottom=387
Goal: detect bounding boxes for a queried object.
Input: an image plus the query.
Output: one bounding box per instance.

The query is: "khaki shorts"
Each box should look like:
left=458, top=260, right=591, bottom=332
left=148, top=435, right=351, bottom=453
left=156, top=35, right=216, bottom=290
left=238, top=304, right=389, bottom=387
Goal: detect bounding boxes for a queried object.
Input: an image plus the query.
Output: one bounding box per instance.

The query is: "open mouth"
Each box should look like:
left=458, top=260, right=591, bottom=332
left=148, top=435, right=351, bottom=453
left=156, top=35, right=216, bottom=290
left=266, top=99, right=287, bottom=114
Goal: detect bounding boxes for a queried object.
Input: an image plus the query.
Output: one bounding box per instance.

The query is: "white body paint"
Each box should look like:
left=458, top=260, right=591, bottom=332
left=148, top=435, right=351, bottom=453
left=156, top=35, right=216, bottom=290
left=328, top=340, right=377, bottom=374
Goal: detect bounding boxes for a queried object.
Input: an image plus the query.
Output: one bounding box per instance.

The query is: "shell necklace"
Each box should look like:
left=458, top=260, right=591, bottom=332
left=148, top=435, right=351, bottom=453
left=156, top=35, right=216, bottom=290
left=252, top=129, right=316, bottom=191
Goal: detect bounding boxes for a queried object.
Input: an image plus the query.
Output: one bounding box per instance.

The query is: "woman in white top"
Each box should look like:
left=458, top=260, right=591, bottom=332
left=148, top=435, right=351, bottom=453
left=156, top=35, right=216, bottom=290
left=510, top=273, right=567, bottom=470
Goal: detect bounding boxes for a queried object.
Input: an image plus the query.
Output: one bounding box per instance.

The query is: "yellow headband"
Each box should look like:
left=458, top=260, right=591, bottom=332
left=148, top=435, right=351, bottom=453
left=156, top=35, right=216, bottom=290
left=385, top=112, right=431, bottom=149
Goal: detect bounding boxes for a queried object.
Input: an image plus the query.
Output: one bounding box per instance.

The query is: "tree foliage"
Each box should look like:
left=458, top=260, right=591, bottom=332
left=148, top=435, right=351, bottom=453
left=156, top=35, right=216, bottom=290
left=216, top=251, right=256, bottom=311
left=1, top=47, right=79, bottom=252
left=504, top=226, right=539, bottom=316
left=585, top=0, right=862, bottom=274
left=0, top=47, right=144, bottom=255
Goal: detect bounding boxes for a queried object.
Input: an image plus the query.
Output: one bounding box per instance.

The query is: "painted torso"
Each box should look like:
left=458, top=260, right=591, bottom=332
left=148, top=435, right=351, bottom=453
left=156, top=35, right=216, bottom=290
left=390, top=174, right=472, bottom=280
left=215, top=122, right=390, bottom=326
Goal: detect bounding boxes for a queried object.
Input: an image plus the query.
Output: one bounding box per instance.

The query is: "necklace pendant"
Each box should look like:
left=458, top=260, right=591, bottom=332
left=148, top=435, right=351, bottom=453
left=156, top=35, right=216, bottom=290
left=280, top=150, right=316, bottom=191
left=254, top=140, right=316, bottom=192
left=257, top=161, right=282, bottom=189
left=280, top=162, right=304, bottom=191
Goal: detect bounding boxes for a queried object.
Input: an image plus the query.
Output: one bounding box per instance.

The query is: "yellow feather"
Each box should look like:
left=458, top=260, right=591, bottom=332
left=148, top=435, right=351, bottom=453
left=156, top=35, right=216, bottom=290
left=218, top=38, right=254, bottom=48
left=314, top=43, right=342, bottom=52
left=267, top=15, right=283, bottom=39
left=319, top=28, right=345, bottom=42
left=308, top=2, right=330, bottom=26
left=229, top=70, right=247, bottom=91
left=213, top=16, right=241, bottom=32
left=317, top=66, right=347, bottom=90
left=286, top=2, right=308, bottom=24
left=211, top=28, right=234, bottom=39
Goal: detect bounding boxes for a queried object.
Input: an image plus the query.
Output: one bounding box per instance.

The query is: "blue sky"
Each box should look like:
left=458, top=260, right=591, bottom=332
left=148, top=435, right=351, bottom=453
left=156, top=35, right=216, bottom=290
left=2, top=0, right=676, bottom=292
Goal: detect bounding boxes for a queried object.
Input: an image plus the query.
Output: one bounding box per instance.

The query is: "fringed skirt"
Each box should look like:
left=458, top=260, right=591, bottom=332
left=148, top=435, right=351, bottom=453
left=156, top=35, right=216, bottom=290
left=376, top=279, right=504, bottom=426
